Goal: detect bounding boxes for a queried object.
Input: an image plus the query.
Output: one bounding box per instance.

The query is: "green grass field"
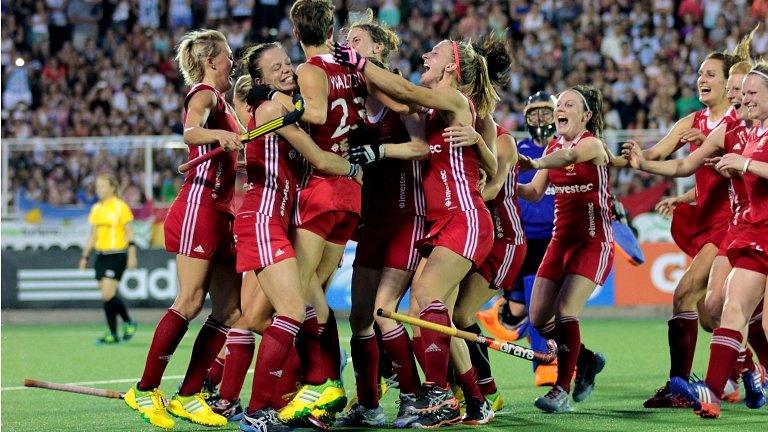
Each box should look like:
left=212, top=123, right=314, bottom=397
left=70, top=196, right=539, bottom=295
left=2, top=318, right=765, bottom=431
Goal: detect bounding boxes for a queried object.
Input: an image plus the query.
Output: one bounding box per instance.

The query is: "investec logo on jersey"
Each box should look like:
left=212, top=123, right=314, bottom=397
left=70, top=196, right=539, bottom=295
left=440, top=170, right=452, bottom=207
left=552, top=183, right=594, bottom=194
left=429, top=144, right=442, bottom=153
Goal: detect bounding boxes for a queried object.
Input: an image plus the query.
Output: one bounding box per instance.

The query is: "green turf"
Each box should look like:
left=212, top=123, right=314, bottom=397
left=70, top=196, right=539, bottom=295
left=1, top=318, right=765, bottom=431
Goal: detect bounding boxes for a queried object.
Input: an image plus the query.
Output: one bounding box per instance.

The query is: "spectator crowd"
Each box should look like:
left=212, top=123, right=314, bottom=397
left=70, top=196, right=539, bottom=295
left=2, top=0, right=768, bottom=210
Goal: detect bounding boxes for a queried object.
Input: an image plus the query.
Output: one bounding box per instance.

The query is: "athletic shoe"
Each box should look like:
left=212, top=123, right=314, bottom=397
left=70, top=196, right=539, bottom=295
left=202, top=377, right=220, bottom=403
left=278, top=379, right=346, bottom=423
left=392, top=393, right=419, bottom=428
left=333, top=403, right=385, bottom=427
left=643, top=381, right=693, bottom=408
left=671, top=377, right=722, bottom=419
left=239, top=408, right=293, bottom=432
left=722, top=378, right=741, bottom=403
left=572, top=352, right=606, bottom=402
left=742, top=367, right=767, bottom=409
left=123, top=385, right=175, bottom=429
left=410, top=400, right=461, bottom=428
left=123, top=321, right=138, bottom=341
left=407, top=383, right=459, bottom=414
left=96, top=332, right=120, bottom=345
left=462, top=397, right=494, bottom=425
left=166, top=392, right=227, bottom=426
left=534, top=363, right=558, bottom=387
left=486, top=390, right=504, bottom=412
left=210, top=397, right=244, bottom=421
left=534, top=385, right=573, bottom=413
left=475, top=298, right=527, bottom=342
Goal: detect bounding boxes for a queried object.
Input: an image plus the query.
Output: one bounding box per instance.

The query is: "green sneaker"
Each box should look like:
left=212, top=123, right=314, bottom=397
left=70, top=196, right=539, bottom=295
left=123, top=321, right=138, bottom=341
left=279, top=379, right=346, bottom=423
left=96, top=332, right=120, bottom=345
left=487, top=390, right=504, bottom=412
left=167, top=393, right=227, bottom=426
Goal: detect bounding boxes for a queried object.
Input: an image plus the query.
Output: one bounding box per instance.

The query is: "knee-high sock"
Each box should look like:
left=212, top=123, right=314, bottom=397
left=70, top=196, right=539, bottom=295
left=748, top=302, right=768, bottom=368
left=178, top=316, right=230, bottom=396
left=455, top=366, right=484, bottom=401
left=319, top=308, right=342, bottom=380
left=705, top=328, right=743, bottom=399
left=206, top=356, right=226, bottom=387
left=554, top=317, right=581, bottom=393
left=381, top=324, right=421, bottom=394
left=668, top=311, right=699, bottom=379
left=411, top=335, right=427, bottom=374
left=419, top=301, right=451, bottom=388
left=138, top=309, right=189, bottom=390
left=298, top=306, right=326, bottom=385
left=462, top=324, right=496, bottom=395
left=248, top=316, right=301, bottom=412
left=374, top=323, right=394, bottom=379
left=103, top=297, right=119, bottom=336
left=272, top=346, right=303, bottom=409
left=351, top=334, right=380, bottom=408
left=218, top=329, right=255, bottom=402
left=112, top=295, right=132, bottom=323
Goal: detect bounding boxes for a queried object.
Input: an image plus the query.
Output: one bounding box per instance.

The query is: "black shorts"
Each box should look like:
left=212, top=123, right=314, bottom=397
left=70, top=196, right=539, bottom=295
left=94, top=252, right=127, bottom=281
left=510, top=237, right=552, bottom=295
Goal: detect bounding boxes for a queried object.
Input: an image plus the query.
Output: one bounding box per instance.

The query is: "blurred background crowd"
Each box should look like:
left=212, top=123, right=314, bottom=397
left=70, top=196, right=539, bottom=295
left=3, top=0, right=767, bottom=212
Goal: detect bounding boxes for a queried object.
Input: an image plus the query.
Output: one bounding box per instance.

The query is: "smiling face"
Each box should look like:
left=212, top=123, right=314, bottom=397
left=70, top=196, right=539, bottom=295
left=208, top=42, right=235, bottom=91
left=347, top=27, right=382, bottom=60
left=726, top=73, right=746, bottom=119
left=742, top=73, right=768, bottom=123
left=256, top=46, right=296, bottom=92
left=421, top=40, right=456, bottom=88
left=555, top=90, right=591, bottom=139
left=697, top=58, right=727, bottom=106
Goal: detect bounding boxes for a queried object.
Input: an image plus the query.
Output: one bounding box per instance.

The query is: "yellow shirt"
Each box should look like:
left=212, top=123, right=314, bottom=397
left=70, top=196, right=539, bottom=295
left=88, top=197, right=134, bottom=251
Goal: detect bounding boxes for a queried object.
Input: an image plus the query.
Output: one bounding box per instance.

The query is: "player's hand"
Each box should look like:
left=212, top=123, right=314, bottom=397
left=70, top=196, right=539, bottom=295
left=443, top=125, right=480, bottom=147
left=655, top=196, right=680, bottom=217
left=331, top=42, right=367, bottom=71
left=349, top=144, right=383, bottom=165
left=249, top=84, right=277, bottom=102
left=621, top=140, right=644, bottom=169
left=78, top=256, right=88, bottom=271
left=478, top=167, right=487, bottom=192
left=217, top=130, right=243, bottom=152
left=715, top=152, right=747, bottom=175
left=517, top=155, right=539, bottom=171
left=679, top=128, right=706, bottom=144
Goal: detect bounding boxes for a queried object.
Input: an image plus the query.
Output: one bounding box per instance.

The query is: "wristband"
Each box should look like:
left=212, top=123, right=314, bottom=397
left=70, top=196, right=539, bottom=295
left=347, top=163, right=360, bottom=177
left=743, top=158, right=752, bottom=173
left=379, top=144, right=386, bottom=159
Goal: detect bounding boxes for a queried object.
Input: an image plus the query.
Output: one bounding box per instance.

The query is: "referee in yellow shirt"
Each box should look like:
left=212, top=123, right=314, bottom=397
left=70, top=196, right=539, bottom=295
left=79, top=174, right=138, bottom=345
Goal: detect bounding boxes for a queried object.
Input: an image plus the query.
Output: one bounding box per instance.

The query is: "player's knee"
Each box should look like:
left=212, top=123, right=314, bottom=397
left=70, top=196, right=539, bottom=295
left=348, top=309, right=373, bottom=334
left=720, top=302, right=748, bottom=330
left=172, top=292, right=206, bottom=320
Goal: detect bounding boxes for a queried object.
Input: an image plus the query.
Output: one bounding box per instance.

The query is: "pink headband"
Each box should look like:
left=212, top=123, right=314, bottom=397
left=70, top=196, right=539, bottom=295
left=451, top=40, right=463, bottom=84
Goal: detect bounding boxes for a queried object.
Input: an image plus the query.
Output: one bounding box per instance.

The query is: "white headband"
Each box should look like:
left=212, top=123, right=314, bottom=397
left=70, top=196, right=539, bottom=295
left=749, top=69, right=768, bottom=81
left=572, top=88, right=592, bottom=113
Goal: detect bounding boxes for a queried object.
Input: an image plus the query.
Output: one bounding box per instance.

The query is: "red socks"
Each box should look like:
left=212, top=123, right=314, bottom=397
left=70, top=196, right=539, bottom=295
left=178, top=316, right=230, bottom=396
left=207, top=356, right=225, bottom=387
left=248, top=316, right=301, bottom=412
left=138, top=309, right=189, bottom=390
left=705, top=327, right=743, bottom=399
left=351, top=334, right=379, bottom=408
left=668, top=312, right=699, bottom=379
left=455, top=367, right=484, bottom=402
left=381, top=325, right=421, bottom=394
left=554, top=317, right=581, bottom=393
left=419, top=301, right=451, bottom=388
left=219, top=328, right=255, bottom=402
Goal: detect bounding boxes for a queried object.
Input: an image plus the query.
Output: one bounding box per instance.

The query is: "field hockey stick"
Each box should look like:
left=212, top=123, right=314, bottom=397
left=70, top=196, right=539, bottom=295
left=178, top=94, right=305, bottom=174
left=24, top=378, right=125, bottom=399
left=377, top=309, right=558, bottom=364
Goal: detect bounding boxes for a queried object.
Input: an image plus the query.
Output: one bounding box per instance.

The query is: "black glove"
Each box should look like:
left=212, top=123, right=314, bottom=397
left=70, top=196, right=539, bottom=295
left=247, top=84, right=276, bottom=105
left=349, top=144, right=384, bottom=165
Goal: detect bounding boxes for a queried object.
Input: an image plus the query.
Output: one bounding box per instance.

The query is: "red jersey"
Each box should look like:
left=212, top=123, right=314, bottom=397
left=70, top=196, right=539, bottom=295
left=688, top=108, right=736, bottom=223
left=362, top=107, right=425, bottom=220
left=304, top=54, right=367, bottom=168
left=741, top=126, right=768, bottom=228
left=724, top=121, right=751, bottom=225
left=177, top=83, right=240, bottom=214
left=488, top=125, right=524, bottom=244
left=239, top=105, right=300, bottom=227
left=422, top=106, right=486, bottom=221
left=546, top=131, right=613, bottom=242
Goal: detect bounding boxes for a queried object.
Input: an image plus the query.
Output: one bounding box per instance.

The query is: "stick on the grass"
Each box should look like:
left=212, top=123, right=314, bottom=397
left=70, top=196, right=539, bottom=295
left=377, top=309, right=558, bottom=364
left=23, top=379, right=124, bottom=399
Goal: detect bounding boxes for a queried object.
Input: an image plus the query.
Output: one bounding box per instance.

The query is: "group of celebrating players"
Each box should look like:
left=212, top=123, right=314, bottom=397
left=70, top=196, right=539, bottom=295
left=117, top=0, right=768, bottom=430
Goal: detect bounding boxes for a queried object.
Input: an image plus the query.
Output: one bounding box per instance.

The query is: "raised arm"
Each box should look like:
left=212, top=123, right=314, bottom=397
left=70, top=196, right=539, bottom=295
left=642, top=113, right=696, bottom=160
left=523, top=137, right=608, bottom=170
left=183, top=90, right=242, bottom=150
left=516, top=169, right=549, bottom=202
left=481, top=133, right=517, bottom=201
left=295, top=63, right=329, bottom=125
left=624, top=122, right=726, bottom=177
